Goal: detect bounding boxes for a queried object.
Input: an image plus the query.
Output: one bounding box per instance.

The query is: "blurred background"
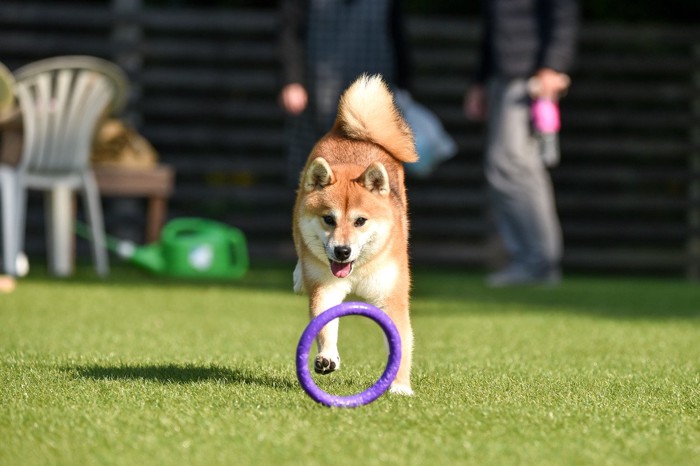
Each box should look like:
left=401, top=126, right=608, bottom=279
left=0, top=0, right=698, bottom=278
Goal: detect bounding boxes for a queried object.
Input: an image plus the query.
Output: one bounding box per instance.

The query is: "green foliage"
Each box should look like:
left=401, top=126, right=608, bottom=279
left=1, top=265, right=699, bottom=465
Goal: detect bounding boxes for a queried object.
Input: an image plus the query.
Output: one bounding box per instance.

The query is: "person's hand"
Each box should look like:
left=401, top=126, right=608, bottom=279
left=280, top=83, right=308, bottom=115
left=463, top=84, right=487, bottom=121
left=532, top=69, right=570, bottom=100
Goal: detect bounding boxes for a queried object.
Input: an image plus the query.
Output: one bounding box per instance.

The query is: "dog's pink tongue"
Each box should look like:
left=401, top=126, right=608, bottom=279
left=331, top=261, right=352, bottom=278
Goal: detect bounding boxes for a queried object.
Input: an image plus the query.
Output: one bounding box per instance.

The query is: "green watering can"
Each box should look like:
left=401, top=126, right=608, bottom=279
left=77, top=217, right=249, bottom=279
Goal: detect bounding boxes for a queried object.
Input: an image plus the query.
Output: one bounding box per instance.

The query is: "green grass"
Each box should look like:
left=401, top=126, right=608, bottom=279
left=1, top=263, right=699, bottom=466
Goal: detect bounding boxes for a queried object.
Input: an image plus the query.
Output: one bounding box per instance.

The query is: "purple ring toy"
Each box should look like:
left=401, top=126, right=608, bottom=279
left=296, top=301, right=401, bottom=408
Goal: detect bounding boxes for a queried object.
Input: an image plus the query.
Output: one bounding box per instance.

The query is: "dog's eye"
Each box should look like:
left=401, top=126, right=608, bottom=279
left=322, top=215, right=336, bottom=226
left=354, top=217, right=367, bottom=227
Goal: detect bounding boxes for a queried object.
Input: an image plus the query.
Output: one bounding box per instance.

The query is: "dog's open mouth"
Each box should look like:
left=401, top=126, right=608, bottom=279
left=330, top=260, right=354, bottom=278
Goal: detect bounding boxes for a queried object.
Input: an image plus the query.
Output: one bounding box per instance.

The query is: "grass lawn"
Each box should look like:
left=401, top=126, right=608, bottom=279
left=1, top=263, right=698, bottom=465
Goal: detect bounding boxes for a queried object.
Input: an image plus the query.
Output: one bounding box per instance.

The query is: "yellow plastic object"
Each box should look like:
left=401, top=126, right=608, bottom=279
left=0, top=61, right=16, bottom=115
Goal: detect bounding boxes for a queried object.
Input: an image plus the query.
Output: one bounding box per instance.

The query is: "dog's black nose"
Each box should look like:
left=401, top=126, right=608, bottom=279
left=334, top=246, right=351, bottom=261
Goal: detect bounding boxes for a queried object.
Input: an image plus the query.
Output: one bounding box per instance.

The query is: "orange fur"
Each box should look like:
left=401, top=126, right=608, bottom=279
left=292, top=75, right=418, bottom=394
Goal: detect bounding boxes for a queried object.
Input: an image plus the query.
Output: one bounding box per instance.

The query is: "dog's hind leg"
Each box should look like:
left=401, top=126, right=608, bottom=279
left=384, top=303, right=414, bottom=396
left=389, top=320, right=414, bottom=396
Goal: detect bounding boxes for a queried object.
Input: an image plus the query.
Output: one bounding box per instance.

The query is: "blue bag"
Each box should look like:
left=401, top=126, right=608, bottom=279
left=394, top=90, right=458, bottom=178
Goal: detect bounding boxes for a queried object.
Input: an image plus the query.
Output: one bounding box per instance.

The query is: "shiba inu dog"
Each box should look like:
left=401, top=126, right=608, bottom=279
left=292, top=74, right=418, bottom=395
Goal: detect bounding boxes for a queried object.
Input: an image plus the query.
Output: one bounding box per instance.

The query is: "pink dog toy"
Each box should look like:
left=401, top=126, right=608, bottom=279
left=528, top=75, right=569, bottom=167
left=531, top=98, right=561, bottom=134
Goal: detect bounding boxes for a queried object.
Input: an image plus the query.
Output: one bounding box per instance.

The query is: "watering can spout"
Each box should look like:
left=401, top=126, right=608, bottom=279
left=127, top=243, right=167, bottom=274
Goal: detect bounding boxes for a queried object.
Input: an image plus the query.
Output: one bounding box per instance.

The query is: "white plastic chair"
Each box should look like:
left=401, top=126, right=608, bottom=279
left=0, top=61, right=19, bottom=275
left=11, top=56, right=129, bottom=277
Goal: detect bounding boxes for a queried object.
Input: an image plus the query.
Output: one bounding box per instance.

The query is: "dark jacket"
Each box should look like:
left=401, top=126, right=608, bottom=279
left=278, top=0, right=411, bottom=90
left=473, top=0, right=578, bottom=83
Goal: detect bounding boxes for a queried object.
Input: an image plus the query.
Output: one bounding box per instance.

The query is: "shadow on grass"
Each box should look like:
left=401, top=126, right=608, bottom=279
left=70, top=363, right=296, bottom=390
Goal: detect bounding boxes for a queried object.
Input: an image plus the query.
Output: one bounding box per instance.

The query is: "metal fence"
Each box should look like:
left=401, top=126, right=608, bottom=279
left=1, top=1, right=698, bottom=277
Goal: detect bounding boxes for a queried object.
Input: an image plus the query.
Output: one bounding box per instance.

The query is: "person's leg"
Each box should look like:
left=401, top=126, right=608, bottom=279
left=484, top=77, right=562, bottom=285
left=285, top=112, right=316, bottom=188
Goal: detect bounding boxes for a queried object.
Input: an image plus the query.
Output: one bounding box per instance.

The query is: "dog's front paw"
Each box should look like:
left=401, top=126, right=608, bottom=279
left=314, top=353, right=340, bottom=374
left=389, top=383, right=414, bottom=396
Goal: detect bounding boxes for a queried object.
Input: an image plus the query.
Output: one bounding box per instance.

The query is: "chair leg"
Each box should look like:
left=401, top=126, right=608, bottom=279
left=14, top=174, right=27, bottom=274
left=45, top=187, right=74, bottom=277
left=0, top=168, right=17, bottom=276
left=82, top=172, right=109, bottom=277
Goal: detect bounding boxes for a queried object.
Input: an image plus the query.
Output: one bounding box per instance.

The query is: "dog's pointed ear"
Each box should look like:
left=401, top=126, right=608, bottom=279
left=360, top=162, right=390, bottom=196
left=303, top=157, right=335, bottom=192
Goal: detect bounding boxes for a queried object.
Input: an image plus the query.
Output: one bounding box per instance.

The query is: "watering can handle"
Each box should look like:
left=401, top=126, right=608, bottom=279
left=228, top=227, right=249, bottom=279
left=162, top=217, right=208, bottom=239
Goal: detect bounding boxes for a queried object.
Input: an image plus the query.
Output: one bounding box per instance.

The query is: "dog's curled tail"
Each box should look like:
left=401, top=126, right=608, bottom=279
left=335, top=74, right=418, bottom=164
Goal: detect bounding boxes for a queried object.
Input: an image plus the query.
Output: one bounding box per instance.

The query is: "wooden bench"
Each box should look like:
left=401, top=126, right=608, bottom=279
left=94, top=164, right=175, bottom=243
